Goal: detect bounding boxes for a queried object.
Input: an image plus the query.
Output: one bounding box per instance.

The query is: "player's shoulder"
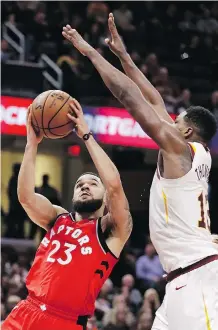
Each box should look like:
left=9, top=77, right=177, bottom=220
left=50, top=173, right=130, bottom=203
left=53, top=205, right=68, bottom=217
left=189, top=142, right=210, bottom=153
left=189, top=142, right=211, bottom=173
left=48, top=205, right=69, bottom=229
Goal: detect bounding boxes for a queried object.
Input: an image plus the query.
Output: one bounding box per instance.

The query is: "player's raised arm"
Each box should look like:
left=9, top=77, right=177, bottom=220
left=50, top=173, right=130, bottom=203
left=17, top=107, right=67, bottom=230
left=62, top=26, right=186, bottom=155
left=67, top=100, right=132, bottom=245
left=105, top=13, right=174, bottom=124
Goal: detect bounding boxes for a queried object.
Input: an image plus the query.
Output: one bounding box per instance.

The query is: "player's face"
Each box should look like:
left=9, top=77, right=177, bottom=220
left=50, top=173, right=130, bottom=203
left=72, top=174, right=105, bottom=214
left=174, top=111, right=193, bottom=139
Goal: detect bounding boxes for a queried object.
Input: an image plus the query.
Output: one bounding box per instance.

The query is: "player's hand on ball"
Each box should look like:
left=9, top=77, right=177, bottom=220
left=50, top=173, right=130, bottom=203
left=67, top=99, right=90, bottom=139
left=26, top=105, right=43, bottom=145
left=105, top=13, right=127, bottom=58
left=62, top=25, right=94, bottom=56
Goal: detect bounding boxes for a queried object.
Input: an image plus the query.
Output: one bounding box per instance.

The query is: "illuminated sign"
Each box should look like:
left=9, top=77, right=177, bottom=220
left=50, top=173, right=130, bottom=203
left=1, top=96, right=176, bottom=149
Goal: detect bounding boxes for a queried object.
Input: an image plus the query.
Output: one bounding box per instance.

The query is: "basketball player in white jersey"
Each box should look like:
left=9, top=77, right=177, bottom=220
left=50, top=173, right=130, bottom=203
left=62, top=14, right=218, bottom=330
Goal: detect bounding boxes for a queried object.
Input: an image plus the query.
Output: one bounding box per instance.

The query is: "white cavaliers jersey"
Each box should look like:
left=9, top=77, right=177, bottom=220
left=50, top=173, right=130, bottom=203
left=149, top=142, right=218, bottom=273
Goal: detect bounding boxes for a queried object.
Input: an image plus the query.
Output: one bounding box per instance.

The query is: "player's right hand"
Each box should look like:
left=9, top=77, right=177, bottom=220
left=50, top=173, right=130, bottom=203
left=26, top=105, right=43, bottom=146
left=105, top=13, right=127, bottom=58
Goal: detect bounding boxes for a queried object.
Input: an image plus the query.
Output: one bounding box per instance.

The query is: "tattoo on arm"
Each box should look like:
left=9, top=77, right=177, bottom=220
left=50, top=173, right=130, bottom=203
left=124, top=198, right=133, bottom=233
left=126, top=210, right=133, bottom=234
left=102, top=198, right=133, bottom=236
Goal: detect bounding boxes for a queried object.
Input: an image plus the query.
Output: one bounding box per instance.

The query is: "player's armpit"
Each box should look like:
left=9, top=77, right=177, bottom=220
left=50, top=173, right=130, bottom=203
left=20, top=193, right=67, bottom=230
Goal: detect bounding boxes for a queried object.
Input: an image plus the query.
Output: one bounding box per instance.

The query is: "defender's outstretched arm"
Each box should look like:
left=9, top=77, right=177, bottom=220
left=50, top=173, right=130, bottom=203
left=105, top=13, right=174, bottom=124
left=62, top=26, right=186, bottom=154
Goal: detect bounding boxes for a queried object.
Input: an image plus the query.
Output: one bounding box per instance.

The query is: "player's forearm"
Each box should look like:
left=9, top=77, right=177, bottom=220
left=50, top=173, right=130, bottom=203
left=120, top=53, right=161, bottom=105
left=84, top=135, right=121, bottom=191
left=87, top=49, right=162, bottom=136
left=119, top=53, right=173, bottom=124
left=17, top=144, right=37, bottom=203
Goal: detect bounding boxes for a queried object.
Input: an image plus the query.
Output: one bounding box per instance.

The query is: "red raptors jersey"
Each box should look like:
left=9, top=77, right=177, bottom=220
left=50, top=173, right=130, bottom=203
left=26, top=213, right=118, bottom=316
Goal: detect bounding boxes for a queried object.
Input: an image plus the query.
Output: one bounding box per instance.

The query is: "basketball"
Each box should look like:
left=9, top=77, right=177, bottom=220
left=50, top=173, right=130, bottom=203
left=31, top=90, right=76, bottom=139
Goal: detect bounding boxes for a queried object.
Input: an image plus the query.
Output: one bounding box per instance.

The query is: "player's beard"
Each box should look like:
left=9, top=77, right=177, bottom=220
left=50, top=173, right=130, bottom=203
left=73, top=198, right=103, bottom=214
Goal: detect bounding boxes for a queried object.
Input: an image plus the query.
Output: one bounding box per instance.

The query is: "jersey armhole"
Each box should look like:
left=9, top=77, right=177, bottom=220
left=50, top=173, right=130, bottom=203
left=188, top=142, right=196, bottom=161
left=48, top=212, right=69, bottom=229
left=96, top=218, right=119, bottom=260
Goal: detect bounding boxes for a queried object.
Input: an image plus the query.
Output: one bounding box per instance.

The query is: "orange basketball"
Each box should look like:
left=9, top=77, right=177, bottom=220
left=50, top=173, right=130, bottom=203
left=31, top=90, right=76, bottom=139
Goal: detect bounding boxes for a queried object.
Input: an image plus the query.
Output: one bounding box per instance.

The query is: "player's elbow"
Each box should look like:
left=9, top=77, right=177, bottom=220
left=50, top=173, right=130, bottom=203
left=107, top=173, right=122, bottom=194
left=17, top=189, right=33, bottom=205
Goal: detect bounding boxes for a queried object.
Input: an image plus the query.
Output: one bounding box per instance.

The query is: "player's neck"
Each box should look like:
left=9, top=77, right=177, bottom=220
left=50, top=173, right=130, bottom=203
left=188, top=135, right=205, bottom=146
left=75, top=209, right=103, bottom=221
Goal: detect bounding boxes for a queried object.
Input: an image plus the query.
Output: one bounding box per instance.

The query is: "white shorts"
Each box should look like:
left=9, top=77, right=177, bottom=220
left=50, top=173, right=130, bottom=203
left=152, top=260, right=218, bottom=330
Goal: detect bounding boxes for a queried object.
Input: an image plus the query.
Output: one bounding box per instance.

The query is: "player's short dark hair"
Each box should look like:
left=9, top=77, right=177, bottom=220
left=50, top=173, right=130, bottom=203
left=78, top=172, right=103, bottom=183
left=81, top=171, right=100, bottom=178
left=184, top=106, right=217, bottom=142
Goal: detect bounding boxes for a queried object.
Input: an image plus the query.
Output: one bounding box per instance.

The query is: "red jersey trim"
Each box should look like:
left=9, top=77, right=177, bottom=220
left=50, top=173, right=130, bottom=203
left=188, top=142, right=196, bottom=160
left=96, top=218, right=119, bottom=260
left=69, top=212, right=76, bottom=222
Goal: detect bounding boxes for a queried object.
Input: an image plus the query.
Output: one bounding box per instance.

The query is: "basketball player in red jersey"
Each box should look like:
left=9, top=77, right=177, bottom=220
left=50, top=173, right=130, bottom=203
left=2, top=101, right=132, bottom=330
left=62, top=16, right=218, bottom=330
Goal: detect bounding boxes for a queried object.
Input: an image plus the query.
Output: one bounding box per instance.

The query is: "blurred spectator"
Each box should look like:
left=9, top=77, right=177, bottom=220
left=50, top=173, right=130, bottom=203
left=37, top=174, right=61, bottom=206
left=5, top=164, right=27, bottom=238
left=136, top=242, right=164, bottom=291
left=143, top=288, right=161, bottom=314
left=175, top=89, right=192, bottom=114
left=145, top=53, right=159, bottom=77
left=113, top=4, right=135, bottom=31
left=6, top=13, right=16, bottom=26
left=1, top=303, right=6, bottom=322
left=136, top=312, right=153, bottom=330
left=178, top=10, right=196, bottom=31
left=29, top=174, right=61, bottom=240
left=86, top=23, right=102, bottom=48
left=95, top=279, right=114, bottom=319
left=1, top=207, right=6, bottom=228
left=139, top=64, right=148, bottom=76
left=138, top=288, right=160, bottom=326
left=180, top=35, right=203, bottom=63
left=196, top=7, right=218, bottom=34
left=103, top=302, right=135, bottom=330
left=121, top=274, right=142, bottom=313
left=57, top=44, right=80, bottom=74
left=87, top=2, right=109, bottom=24
left=5, top=295, right=21, bottom=315
left=130, top=51, right=141, bottom=66
left=1, top=40, right=12, bottom=62
left=152, top=67, right=169, bottom=89
left=31, top=10, right=50, bottom=44
left=163, top=4, right=178, bottom=32
left=87, top=315, right=98, bottom=330
left=203, top=36, right=216, bottom=63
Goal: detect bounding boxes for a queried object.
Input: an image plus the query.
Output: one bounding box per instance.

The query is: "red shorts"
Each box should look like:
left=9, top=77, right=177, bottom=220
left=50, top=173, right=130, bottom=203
left=2, top=296, right=89, bottom=330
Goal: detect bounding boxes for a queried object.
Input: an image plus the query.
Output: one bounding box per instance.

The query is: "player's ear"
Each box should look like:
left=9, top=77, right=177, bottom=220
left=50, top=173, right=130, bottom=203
left=184, top=126, right=193, bottom=139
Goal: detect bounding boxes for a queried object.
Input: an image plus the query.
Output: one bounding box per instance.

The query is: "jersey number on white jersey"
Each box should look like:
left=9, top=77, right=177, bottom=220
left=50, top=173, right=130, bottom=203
left=198, top=192, right=210, bottom=230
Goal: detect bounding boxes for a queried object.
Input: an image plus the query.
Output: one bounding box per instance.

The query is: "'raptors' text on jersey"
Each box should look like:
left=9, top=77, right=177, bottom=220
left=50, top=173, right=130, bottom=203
left=26, top=214, right=118, bottom=316
left=149, top=142, right=218, bottom=273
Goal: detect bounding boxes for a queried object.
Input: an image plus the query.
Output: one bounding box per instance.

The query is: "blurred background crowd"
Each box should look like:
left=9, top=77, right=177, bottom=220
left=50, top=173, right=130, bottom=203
left=1, top=1, right=218, bottom=115
left=1, top=1, right=218, bottom=329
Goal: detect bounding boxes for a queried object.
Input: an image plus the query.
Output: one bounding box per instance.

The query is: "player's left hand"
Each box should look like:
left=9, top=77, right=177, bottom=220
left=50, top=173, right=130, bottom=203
left=67, top=99, right=90, bottom=139
left=105, top=13, right=127, bottom=58
left=62, top=25, right=94, bottom=56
